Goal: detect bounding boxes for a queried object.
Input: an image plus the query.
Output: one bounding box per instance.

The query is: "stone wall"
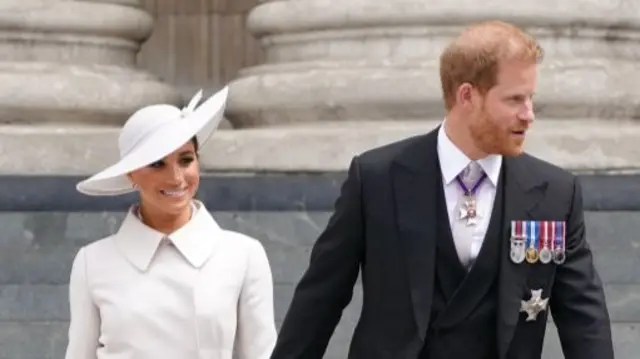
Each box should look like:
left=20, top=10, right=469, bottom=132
left=137, top=0, right=262, bottom=99
left=0, top=173, right=638, bottom=359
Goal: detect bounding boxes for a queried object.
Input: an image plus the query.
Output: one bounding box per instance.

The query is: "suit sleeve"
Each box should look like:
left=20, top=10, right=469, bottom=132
left=270, top=157, right=365, bottom=359
left=65, top=247, right=100, bottom=359
left=235, top=239, right=277, bottom=359
left=550, top=176, right=614, bottom=359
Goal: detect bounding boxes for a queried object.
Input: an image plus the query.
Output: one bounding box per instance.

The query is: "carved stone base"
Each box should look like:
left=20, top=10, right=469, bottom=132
left=0, top=0, right=180, bottom=125
left=227, top=0, right=640, bottom=127
left=0, top=63, right=180, bottom=125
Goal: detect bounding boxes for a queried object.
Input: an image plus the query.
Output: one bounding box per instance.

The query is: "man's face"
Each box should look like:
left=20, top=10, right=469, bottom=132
left=469, top=60, right=537, bottom=156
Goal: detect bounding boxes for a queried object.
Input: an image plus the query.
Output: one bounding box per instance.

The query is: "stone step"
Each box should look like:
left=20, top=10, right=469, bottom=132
left=0, top=120, right=638, bottom=175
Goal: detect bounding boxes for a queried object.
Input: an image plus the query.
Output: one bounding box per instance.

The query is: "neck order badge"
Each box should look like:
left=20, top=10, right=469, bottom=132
left=455, top=172, right=487, bottom=226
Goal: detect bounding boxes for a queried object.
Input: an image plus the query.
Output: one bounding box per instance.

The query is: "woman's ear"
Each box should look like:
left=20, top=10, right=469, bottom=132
left=126, top=173, right=137, bottom=188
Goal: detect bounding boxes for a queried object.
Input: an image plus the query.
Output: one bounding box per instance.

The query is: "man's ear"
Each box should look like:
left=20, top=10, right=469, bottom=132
left=456, top=82, right=475, bottom=108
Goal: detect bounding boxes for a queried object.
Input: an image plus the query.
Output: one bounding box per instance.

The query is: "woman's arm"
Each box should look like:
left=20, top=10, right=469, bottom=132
left=235, top=239, right=277, bottom=359
left=65, top=247, right=100, bottom=359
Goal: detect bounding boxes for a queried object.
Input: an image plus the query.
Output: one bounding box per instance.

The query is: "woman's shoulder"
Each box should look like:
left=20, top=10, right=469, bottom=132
left=218, top=229, right=268, bottom=258
left=219, top=229, right=264, bottom=249
left=74, top=234, right=119, bottom=261
left=69, top=235, right=123, bottom=279
left=218, top=230, right=272, bottom=278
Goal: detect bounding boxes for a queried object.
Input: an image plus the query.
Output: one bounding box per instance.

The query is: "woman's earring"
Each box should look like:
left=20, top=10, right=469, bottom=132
left=132, top=183, right=138, bottom=189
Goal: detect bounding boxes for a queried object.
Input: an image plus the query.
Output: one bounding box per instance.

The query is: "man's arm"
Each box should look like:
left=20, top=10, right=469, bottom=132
left=270, top=157, right=365, bottom=359
left=550, top=176, right=614, bottom=359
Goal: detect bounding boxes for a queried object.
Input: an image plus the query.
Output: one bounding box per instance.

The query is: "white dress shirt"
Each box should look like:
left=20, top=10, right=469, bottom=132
left=436, top=124, right=502, bottom=264
left=65, top=200, right=277, bottom=359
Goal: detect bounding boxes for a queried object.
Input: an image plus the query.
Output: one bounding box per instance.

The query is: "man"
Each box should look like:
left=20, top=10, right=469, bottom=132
left=270, top=21, right=614, bottom=359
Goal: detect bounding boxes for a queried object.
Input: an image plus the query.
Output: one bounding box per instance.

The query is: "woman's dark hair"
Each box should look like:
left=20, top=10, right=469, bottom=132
left=191, top=136, right=199, bottom=153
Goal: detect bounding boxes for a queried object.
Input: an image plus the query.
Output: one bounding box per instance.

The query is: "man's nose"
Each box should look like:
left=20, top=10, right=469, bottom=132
left=520, top=102, right=535, bottom=123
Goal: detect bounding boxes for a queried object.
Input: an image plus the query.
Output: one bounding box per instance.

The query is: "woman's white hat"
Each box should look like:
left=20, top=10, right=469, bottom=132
left=76, top=86, right=229, bottom=196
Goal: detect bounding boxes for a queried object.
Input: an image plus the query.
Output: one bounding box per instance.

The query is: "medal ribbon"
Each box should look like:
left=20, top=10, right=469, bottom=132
left=539, top=221, right=547, bottom=251
left=550, top=221, right=556, bottom=251
left=526, top=220, right=538, bottom=249
left=455, top=170, right=487, bottom=196
left=511, top=220, right=524, bottom=238
left=554, top=221, right=565, bottom=251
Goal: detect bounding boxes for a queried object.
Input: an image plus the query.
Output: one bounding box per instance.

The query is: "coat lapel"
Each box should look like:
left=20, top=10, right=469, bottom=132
left=497, top=155, right=548, bottom=358
left=391, top=130, right=439, bottom=339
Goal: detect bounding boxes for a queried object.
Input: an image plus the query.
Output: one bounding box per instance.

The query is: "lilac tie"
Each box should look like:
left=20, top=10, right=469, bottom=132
left=452, top=162, right=485, bottom=268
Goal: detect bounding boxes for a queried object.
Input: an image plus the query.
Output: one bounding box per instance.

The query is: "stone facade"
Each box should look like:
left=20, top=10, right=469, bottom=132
left=0, top=0, right=639, bottom=358
left=1, top=174, right=640, bottom=358
left=0, top=201, right=639, bottom=358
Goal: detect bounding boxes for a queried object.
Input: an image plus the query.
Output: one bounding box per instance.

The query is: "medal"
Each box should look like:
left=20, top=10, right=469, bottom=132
left=458, top=195, right=479, bottom=226
left=525, top=247, right=538, bottom=263
left=524, top=220, right=539, bottom=264
left=510, top=220, right=526, bottom=264
left=455, top=168, right=487, bottom=227
left=520, top=288, right=549, bottom=322
left=553, top=248, right=566, bottom=264
left=539, top=247, right=552, bottom=264
left=552, top=221, right=566, bottom=264
left=538, top=221, right=552, bottom=264
left=510, top=239, right=526, bottom=263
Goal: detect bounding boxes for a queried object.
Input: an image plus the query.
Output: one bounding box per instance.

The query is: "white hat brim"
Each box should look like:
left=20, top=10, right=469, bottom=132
left=76, top=86, right=228, bottom=196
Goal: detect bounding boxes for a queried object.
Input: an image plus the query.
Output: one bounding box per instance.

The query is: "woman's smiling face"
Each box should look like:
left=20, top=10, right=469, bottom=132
left=127, top=139, right=200, bottom=217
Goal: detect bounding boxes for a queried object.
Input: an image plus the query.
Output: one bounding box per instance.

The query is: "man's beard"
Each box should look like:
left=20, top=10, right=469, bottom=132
left=469, top=110, right=524, bottom=157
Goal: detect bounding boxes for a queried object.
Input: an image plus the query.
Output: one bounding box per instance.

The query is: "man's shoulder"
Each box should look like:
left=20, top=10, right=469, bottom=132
left=355, top=133, right=428, bottom=172
left=519, top=152, right=576, bottom=186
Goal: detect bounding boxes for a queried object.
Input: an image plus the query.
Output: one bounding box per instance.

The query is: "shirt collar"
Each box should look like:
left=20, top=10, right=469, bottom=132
left=113, top=200, right=222, bottom=271
left=437, top=121, right=502, bottom=186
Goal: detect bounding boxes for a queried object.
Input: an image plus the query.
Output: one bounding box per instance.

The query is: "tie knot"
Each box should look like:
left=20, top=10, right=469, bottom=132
left=461, top=162, right=484, bottom=185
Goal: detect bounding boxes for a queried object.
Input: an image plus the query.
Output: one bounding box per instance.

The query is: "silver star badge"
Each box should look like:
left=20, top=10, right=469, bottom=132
left=520, top=289, right=549, bottom=322
left=458, top=198, right=481, bottom=226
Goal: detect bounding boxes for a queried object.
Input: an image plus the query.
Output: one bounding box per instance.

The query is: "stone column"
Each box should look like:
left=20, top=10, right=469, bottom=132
left=213, top=0, right=640, bottom=173
left=226, top=0, right=640, bottom=128
left=0, top=0, right=180, bottom=126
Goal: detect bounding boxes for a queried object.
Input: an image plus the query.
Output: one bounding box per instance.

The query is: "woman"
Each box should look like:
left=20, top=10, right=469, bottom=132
left=65, top=87, right=277, bottom=359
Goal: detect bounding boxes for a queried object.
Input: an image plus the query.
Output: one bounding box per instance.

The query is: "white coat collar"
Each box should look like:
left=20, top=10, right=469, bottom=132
left=113, top=200, right=222, bottom=271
